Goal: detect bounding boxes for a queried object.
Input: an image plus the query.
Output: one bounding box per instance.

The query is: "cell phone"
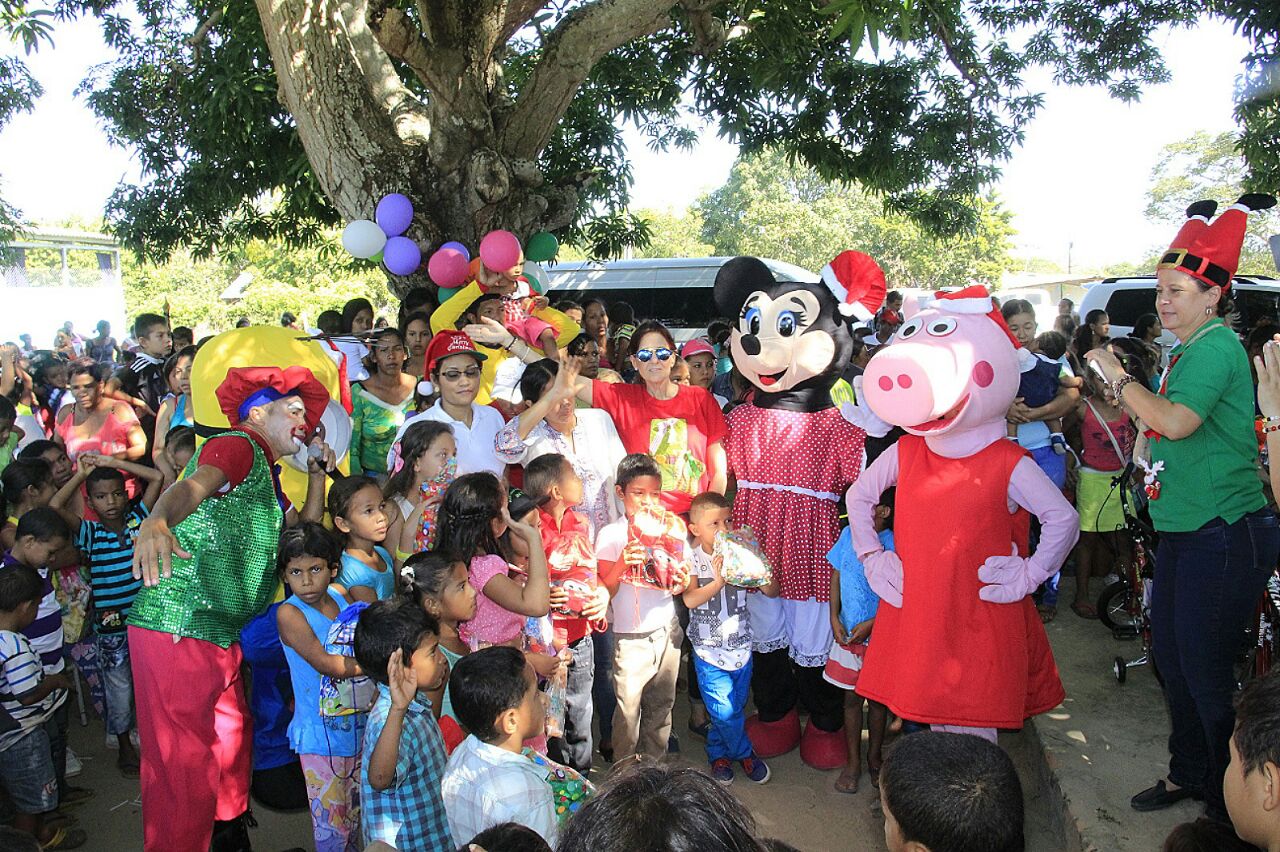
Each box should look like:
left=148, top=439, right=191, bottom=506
left=1088, top=358, right=1107, bottom=380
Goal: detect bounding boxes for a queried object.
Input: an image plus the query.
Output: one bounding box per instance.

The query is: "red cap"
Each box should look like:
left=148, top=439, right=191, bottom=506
left=214, top=366, right=330, bottom=432
left=680, top=338, right=715, bottom=360
left=422, top=329, right=488, bottom=376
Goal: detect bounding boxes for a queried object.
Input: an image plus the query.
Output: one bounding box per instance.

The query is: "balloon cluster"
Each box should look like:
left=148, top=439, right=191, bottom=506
left=427, top=229, right=559, bottom=293
left=340, top=193, right=422, bottom=276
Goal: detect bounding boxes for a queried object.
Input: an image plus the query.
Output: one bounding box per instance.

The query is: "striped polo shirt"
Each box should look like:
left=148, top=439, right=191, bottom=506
left=0, top=630, right=64, bottom=750
left=76, top=504, right=148, bottom=634
left=4, top=554, right=64, bottom=674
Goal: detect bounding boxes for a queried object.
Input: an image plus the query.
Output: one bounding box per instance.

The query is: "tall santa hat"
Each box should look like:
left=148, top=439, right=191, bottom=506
left=928, top=285, right=1036, bottom=369
left=820, top=251, right=887, bottom=320
left=1158, top=194, right=1276, bottom=290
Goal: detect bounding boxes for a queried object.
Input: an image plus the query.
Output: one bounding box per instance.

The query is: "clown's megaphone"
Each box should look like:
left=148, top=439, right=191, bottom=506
left=285, top=398, right=351, bottom=473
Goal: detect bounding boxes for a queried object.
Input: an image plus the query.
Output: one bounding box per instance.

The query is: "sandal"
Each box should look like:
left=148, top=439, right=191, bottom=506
left=1037, top=604, right=1057, bottom=624
left=41, top=826, right=87, bottom=850
left=687, top=719, right=711, bottom=739
left=1071, top=601, right=1099, bottom=620
left=834, top=766, right=860, bottom=794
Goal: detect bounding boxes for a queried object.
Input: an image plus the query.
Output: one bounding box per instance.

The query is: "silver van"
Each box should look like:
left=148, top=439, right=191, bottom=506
left=544, top=257, right=819, bottom=342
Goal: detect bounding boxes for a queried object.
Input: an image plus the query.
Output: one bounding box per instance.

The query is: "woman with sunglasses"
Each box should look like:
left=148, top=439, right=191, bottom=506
left=349, top=327, right=417, bottom=478
left=387, top=330, right=506, bottom=478
left=575, top=320, right=727, bottom=514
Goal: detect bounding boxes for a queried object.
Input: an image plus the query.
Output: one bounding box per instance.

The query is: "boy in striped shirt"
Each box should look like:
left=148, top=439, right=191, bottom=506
left=52, top=453, right=163, bottom=778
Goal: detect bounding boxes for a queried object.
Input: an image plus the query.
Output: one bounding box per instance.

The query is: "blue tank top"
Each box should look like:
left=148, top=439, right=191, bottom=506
left=281, top=587, right=361, bottom=757
left=169, top=394, right=193, bottom=431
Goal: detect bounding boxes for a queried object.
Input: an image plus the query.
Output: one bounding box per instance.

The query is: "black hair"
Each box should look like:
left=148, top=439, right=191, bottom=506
left=566, top=333, right=598, bottom=358
left=1132, top=313, right=1161, bottom=341
left=1, top=458, right=51, bottom=514
left=881, top=731, right=1024, bottom=852
left=399, top=310, right=434, bottom=342
left=689, top=491, right=731, bottom=523
left=1234, top=669, right=1280, bottom=777
left=1000, top=299, right=1035, bottom=322
left=877, top=486, right=896, bottom=530
left=464, top=822, right=552, bottom=852
left=326, top=475, right=382, bottom=527
left=85, top=466, right=126, bottom=491
left=630, top=319, right=676, bottom=351
left=1107, top=337, right=1154, bottom=390
left=163, top=345, right=197, bottom=388
left=384, top=420, right=455, bottom=501
left=235, top=317, right=251, bottom=328
left=0, top=562, right=44, bottom=612
left=277, top=522, right=342, bottom=576
left=552, top=299, right=581, bottom=314
left=1060, top=297, right=1074, bottom=308
left=280, top=311, right=296, bottom=326
left=1161, top=818, right=1258, bottom=852
left=606, top=301, right=635, bottom=325
left=616, top=453, right=661, bottom=492
left=886, top=289, right=903, bottom=304
left=518, top=358, right=558, bottom=405
left=449, top=646, right=530, bottom=742
left=462, top=292, right=504, bottom=325
left=172, top=326, right=194, bottom=346
left=556, top=761, right=767, bottom=852
left=1248, top=322, right=1280, bottom=353
left=17, top=440, right=60, bottom=462
left=1035, top=331, right=1068, bottom=361
left=317, top=310, right=343, bottom=336
left=1071, top=321, right=1101, bottom=358
left=353, top=597, right=440, bottom=685
left=132, top=312, right=168, bottom=340
left=435, top=473, right=506, bottom=561
left=15, top=506, right=72, bottom=544
left=363, top=327, right=406, bottom=372
left=0, top=395, right=14, bottom=426
left=166, top=425, right=196, bottom=458
left=523, top=453, right=571, bottom=502
left=68, top=361, right=108, bottom=384
left=706, top=319, right=732, bottom=346
left=398, top=287, right=437, bottom=327
left=1085, top=308, right=1108, bottom=328
left=399, top=550, right=463, bottom=607
left=341, top=298, right=374, bottom=333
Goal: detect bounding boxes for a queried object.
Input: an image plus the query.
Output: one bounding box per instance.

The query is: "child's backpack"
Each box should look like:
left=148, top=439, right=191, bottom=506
left=318, top=602, right=377, bottom=717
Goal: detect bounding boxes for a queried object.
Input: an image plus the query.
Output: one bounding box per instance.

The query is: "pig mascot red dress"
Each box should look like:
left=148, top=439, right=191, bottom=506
left=715, top=253, right=886, bottom=768
left=847, top=286, right=1077, bottom=741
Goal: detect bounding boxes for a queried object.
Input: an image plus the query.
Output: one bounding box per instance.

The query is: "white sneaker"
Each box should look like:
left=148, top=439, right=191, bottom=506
left=66, top=748, right=83, bottom=778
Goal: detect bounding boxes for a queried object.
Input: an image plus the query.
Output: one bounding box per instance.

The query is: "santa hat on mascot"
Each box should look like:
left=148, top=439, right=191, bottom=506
left=820, top=251, right=888, bottom=321
left=1157, top=194, right=1276, bottom=289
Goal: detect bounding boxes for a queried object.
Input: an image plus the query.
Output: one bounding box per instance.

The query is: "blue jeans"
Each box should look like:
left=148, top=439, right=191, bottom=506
left=1151, top=508, right=1280, bottom=817
left=693, top=655, right=753, bottom=762
left=0, top=725, right=57, bottom=814
left=96, top=631, right=135, bottom=736
left=547, top=633, right=595, bottom=773
left=1029, top=445, right=1068, bottom=607
left=592, top=629, right=616, bottom=743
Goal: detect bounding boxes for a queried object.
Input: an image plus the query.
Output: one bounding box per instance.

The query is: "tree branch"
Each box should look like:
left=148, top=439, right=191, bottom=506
left=186, top=9, right=224, bottom=47
left=498, top=0, right=549, bottom=45
left=680, top=0, right=725, bottom=56
left=366, top=0, right=450, bottom=102
left=501, top=0, right=704, bottom=160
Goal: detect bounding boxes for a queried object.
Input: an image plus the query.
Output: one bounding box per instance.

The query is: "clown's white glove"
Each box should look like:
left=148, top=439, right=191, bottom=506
left=840, top=375, right=892, bottom=438
left=863, top=549, right=904, bottom=608
left=977, top=546, right=1042, bottom=604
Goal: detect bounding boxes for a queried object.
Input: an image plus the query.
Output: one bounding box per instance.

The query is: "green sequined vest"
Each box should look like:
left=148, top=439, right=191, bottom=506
left=128, top=431, right=284, bottom=647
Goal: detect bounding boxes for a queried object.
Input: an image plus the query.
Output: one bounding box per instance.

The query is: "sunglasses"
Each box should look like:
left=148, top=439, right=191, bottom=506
left=440, top=367, right=482, bottom=381
left=633, top=347, right=673, bottom=363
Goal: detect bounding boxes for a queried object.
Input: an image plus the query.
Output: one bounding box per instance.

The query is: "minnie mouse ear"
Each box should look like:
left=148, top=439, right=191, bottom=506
left=418, top=380, right=434, bottom=396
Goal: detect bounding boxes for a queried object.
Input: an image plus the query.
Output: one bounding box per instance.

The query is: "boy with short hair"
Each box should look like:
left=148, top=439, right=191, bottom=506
left=879, top=731, right=1024, bottom=852
left=52, top=453, right=163, bottom=777
left=109, top=313, right=171, bottom=418
left=353, top=598, right=454, bottom=851
left=0, top=563, right=82, bottom=849
left=1225, top=670, right=1280, bottom=850
left=524, top=452, right=608, bottom=774
left=442, top=646, right=558, bottom=844
left=595, top=453, right=691, bottom=760
left=683, top=491, right=778, bottom=785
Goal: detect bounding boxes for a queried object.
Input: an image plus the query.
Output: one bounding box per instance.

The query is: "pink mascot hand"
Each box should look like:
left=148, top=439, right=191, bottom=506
left=977, top=546, right=1036, bottom=604
left=863, top=549, right=904, bottom=608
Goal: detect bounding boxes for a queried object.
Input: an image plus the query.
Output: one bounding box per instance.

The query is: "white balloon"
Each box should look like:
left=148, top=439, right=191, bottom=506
left=342, top=219, right=387, bottom=259
left=522, top=260, right=550, bottom=294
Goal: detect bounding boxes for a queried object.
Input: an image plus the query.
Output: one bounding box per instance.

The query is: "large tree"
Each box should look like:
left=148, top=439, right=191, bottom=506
left=9, top=1, right=1279, bottom=292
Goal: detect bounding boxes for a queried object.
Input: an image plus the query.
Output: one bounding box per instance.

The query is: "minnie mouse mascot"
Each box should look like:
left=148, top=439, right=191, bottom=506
left=714, top=252, right=886, bottom=768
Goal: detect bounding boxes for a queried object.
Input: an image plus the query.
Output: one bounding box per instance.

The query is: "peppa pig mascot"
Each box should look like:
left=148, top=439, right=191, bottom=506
left=846, top=286, right=1077, bottom=741
left=715, top=253, right=885, bottom=768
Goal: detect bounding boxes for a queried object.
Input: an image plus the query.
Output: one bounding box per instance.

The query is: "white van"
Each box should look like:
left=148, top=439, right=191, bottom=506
left=992, top=288, right=1057, bottom=334
left=543, top=257, right=819, bottom=342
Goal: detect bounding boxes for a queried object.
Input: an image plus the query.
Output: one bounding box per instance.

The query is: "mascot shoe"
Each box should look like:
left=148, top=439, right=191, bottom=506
left=799, top=719, right=848, bottom=770
left=745, top=708, right=801, bottom=758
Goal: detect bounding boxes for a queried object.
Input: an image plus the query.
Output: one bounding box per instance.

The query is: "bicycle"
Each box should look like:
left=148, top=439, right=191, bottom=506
left=1095, top=464, right=1156, bottom=683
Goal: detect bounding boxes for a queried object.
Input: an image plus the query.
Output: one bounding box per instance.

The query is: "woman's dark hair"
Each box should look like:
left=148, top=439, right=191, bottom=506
left=341, top=298, right=374, bottom=333
left=399, top=310, right=433, bottom=342
left=1132, top=314, right=1161, bottom=341
left=0, top=562, right=44, bottom=612
left=1000, top=299, right=1035, bottom=322
left=707, top=319, right=732, bottom=346
left=566, top=333, right=598, bottom=358
left=68, top=361, right=107, bottom=384
left=398, top=287, right=437, bottom=327
left=616, top=453, right=661, bottom=491
left=399, top=550, right=462, bottom=606
left=449, top=646, right=530, bottom=742
left=518, top=359, right=558, bottom=406
left=1108, top=337, right=1154, bottom=390
left=353, top=598, right=440, bottom=686
left=1084, top=309, right=1108, bottom=329
left=317, top=310, right=343, bottom=336
left=384, top=420, right=454, bottom=500
left=362, top=327, right=406, bottom=372
left=1071, top=322, right=1099, bottom=358
left=435, top=472, right=506, bottom=562
left=1, top=458, right=51, bottom=515
left=630, top=319, right=676, bottom=351
left=464, top=822, right=552, bottom=852
left=277, top=522, right=342, bottom=575
left=325, top=474, right=382, bottom=526
left=164, top=345, right=197, bottom=389
left=556, top=761, right=768, bottom=852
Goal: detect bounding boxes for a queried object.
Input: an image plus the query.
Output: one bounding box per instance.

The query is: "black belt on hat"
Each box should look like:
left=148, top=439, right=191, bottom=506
left=1158, top=249, right=1231, bottom=288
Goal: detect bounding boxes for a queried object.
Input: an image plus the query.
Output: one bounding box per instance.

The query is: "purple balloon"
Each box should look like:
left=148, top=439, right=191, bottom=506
left=441, top=240, right=470, bottom=261
left=383, top=236, right=422, bottom=276
left=428, top=248, right=470, bottom=287
left=375, top=193, right=414, bottom=237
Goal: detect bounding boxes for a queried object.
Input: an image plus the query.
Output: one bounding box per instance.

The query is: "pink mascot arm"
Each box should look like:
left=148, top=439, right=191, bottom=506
left=977, top=457, right=1081, bottom=603
left=846, top=444, right=904, bottom=607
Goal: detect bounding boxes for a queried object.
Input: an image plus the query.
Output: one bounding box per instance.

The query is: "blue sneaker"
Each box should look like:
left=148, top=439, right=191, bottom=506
left=740, top=753, right=771, bottom=784
left=1050, top=433, right=1068, bottom=455
left=711, top=758, right=734, bottom=785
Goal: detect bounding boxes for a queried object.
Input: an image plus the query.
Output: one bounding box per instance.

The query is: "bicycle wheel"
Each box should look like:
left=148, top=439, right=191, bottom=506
left=1098, top=580, right=1139, bottom=633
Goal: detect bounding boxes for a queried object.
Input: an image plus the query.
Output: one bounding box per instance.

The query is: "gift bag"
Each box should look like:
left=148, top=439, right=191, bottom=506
left=543, top=663, right=569, bottom=739
left=318, top=602, right=378, bottom=717
left=414, top=457, right=457, bottom=551
left=548, top=529, right=597, bottom=618
left=624, top=506, right=686, bottom=591
left=714, top=525, right=774, bottom=588
left=522, top=748, right=597, bottom=824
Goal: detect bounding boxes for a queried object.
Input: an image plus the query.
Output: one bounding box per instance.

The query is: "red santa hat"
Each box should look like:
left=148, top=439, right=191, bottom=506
left=928, top=286, right=1035, bottom=368
left=820, top=251, right=887, bottom=320
left=1158, top=195, right=1276, bottom=290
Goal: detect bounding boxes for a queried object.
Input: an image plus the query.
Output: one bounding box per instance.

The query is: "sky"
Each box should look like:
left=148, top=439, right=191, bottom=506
left=0, top=14, right=1265, bottom=271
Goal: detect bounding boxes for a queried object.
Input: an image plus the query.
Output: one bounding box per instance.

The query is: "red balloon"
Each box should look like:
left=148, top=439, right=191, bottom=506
left=479, top=230, right=522, bottom=271
left=427, top=248, right=470, bottom=288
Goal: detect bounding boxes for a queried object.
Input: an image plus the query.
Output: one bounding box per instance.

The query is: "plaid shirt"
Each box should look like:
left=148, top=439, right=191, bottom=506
left=441, top=735, right=558, bottom=845
left=361, top=685, right=454, bottom=851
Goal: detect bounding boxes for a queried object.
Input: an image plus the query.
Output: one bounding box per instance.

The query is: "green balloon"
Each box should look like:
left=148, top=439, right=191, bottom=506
left=370, top=250, right=384, bottom=263
left=525, top=231, right=559, bottom=263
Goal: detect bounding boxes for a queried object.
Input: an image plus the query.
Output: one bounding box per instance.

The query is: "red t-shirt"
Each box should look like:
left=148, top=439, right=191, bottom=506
left=197, top=431, right=290, bottom=511
left=591, top=380, right=727, bottom=514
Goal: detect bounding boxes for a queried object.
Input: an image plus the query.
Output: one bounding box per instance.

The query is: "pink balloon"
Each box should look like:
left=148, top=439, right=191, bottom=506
left=428, top=248, right=471, bottom=288
left=479, top=230, right=522, bottom=271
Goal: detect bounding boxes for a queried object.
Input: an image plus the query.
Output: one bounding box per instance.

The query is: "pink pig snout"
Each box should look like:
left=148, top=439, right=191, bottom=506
left=862, top=343, right=965, bottom=428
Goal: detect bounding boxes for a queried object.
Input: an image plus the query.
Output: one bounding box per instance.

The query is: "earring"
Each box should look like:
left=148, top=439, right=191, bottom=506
left=1205, top=307, right=1213, bottom=315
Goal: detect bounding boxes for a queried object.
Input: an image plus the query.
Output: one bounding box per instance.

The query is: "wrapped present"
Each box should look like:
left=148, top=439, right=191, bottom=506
left=624, top=506, right=687, bottom=591
left=522, top=748, right=596, bottom=824
left=318, top=602, right=377, bottom=717
left=548, top=529, right=598, bottom=618
left=414, top=457, right=457, bottom=551
left=714, top=525, right=774, bottom=589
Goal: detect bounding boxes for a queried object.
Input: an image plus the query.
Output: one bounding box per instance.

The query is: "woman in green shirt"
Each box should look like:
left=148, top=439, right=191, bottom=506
left=1089, top=244, right=1280, bottom=824
left=349, top=328, right=416, bottom=479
